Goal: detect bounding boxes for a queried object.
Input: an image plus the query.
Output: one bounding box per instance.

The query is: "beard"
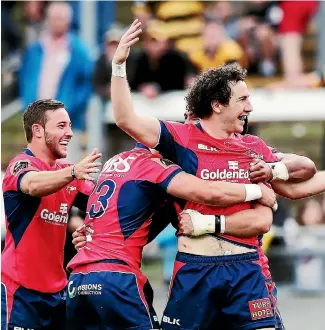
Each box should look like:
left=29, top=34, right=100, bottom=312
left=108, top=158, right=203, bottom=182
left=45, top=131, right=66, bottom=159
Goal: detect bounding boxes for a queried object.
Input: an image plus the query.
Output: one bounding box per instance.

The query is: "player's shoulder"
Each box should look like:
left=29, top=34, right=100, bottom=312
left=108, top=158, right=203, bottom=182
left=238, top=134, right=267, bottom=146
left=145, top=152, right=180, bottom=170
left=6, top=152, right=39, bottom=176
left=163, top=120, right=191, bottom=131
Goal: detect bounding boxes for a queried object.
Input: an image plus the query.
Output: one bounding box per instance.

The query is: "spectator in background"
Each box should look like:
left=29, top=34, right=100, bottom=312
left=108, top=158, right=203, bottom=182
left=93, top=24, right=126, bottom=101
left=129, top=20, right=197, bottom=99
left=21, top=1, right=46, bottom=47
left=236, top=0, right=279, bottom=76
left=90, top=24, right=127, bottom=158
left=278, top=1, right=319, bottom=84
left=19, top=2, right=93, bottom=164
left=189, top=19, right=246, bottom=71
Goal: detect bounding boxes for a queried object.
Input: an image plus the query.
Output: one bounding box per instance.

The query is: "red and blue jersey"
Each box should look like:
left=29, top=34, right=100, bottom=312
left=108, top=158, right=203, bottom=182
left=1, top=148, right=94, bottom=293
left=155, top=121, right=280, bottom=247
left=68, top=146, right=183, bottom=271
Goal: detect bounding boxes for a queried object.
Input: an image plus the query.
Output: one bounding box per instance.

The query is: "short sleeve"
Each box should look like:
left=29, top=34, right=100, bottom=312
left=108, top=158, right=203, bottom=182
left=3, top=158, right=40, bottom=192
left=143, top=156, right=183, bottom=191
left=258, top=140, right=281, bottom=163
left=155, top=120, right=190, bottom=162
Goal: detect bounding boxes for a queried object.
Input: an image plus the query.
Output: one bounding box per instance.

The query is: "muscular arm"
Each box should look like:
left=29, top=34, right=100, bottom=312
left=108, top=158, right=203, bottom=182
left=225, top=203, right=273, bottom=237
left=180, top=203, right=273, bottom=238
left=275, top=152, right=316, bottom=182
left=272, top=171, right=325, bottom=200
left=111, top=76, right=160, bottom=147
left=167, top=171, right=276, bottom=208
left=111, top=20, right=161, bottom=147
left=20, top=168, right=74, bottom=197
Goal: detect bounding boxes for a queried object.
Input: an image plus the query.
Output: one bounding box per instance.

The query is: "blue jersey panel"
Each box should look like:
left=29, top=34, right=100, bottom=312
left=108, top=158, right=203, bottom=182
left=4, top=191, right=41, bottom=247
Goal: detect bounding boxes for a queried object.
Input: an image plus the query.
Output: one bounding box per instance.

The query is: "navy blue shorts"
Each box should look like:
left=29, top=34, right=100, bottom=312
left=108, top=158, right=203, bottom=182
left=1, top=275, right=66, bottom=330
left=66, top=260, right=160, bottom=330
left=162, top=252, right=277, bottom=330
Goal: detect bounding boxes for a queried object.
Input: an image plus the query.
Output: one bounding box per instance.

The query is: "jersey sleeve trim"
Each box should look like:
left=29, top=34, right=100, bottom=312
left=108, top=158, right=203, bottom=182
left=157, top=168, right=183, bottom=191
left=153, top=120, right=163, bottom=148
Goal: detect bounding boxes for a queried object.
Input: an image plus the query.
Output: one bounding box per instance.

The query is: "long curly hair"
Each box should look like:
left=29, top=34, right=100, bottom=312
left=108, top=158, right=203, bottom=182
left=185, top=63, right=247, bottom=119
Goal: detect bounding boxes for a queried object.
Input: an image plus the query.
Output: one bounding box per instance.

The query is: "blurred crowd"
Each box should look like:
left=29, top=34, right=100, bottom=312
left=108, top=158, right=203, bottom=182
left=1, top=0, right=325, bottom=287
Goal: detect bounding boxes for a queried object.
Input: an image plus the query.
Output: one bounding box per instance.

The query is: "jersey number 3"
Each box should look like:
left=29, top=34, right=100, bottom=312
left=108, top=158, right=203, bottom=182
left=89, top=180, right=116, bottom=219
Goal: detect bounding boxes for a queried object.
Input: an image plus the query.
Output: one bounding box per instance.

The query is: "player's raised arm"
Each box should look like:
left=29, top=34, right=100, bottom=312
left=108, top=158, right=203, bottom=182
left=20, top=149, right=102, bottom=197
left=272, top=170, right=325, bottom=200
left=111, top=19, right=160, bottom=147
left=167, top=171, right=277, bottom=209
left=179, top=203, right=273, bottom=238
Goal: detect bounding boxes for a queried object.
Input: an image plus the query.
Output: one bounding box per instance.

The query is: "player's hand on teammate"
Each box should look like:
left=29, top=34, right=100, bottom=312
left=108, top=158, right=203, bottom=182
left=249, top=159, right=273, bottom=183
left=113, top=19, right=142, bottom=64
left=73, top=148, right=102, bottom=181
left=178, top=211, right=194, bottom=236
left=257, top=183, right=278, bottom=211
left=72, top=226, right=87, bottom=251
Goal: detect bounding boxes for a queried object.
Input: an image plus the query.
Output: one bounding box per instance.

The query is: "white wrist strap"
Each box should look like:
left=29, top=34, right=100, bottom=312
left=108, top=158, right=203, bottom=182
left=112, top=62, right=126, bottom=78
left=244, top=184, right=262, bottom=202
left=220, top=215, right=226, bottom=234
left=182, top=210, right=215, bottom=236
left=268, top=162, right=289, bottom=181
left=182, top=210, right=226, bottom=236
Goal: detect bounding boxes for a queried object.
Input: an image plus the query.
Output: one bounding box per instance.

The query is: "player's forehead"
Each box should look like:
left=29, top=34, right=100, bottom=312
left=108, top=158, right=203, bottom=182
left=45, top=108, right=71, bottom=124
left=230, top=80, right=249, bottom=99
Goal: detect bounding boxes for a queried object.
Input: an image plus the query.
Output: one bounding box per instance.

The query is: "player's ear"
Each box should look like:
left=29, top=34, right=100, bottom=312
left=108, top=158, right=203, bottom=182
left=32, top=124, right=44, bottom=139
left=211, top=100, right=221, bottom=114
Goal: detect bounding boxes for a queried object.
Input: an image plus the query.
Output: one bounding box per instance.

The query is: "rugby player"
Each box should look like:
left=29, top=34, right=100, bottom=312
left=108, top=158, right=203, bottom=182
left=66, top=142, right=278, bottom=329
left=110, top=20, right=317, bottom=330
left=1, top=99, right=101, bottom=330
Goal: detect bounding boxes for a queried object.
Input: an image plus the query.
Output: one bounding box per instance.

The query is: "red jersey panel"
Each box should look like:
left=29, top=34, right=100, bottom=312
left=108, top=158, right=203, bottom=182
left=156, top=121, right=280, bottom=247
left=2, top=148, right=93, bottom=293
left=68, top=147, right=182, bottom=271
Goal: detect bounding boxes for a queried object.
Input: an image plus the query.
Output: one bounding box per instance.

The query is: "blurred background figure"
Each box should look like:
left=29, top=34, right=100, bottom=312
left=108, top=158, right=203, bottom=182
left=21, top=1, right=46, bottom=47
left=189, top=19, right=246, bottom=71
left=278, top=1, right=319, bottom=85
left=19, top=2, right=93, bottom=164
left=129, top=20, right=197, bottom=98
left=89, top=24, right=126, bottom=162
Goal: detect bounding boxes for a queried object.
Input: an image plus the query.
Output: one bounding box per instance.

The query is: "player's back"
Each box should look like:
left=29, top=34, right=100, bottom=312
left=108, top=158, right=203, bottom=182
left=1, top=149, right=90, bottom=293
left=68, top=146, right=182, bottom=270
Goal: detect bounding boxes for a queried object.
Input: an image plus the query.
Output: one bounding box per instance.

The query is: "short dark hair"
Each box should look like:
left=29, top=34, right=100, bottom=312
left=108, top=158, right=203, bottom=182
left=23, top=99, right=65, bottom=142
left=185, top=63, right=247, bottom=119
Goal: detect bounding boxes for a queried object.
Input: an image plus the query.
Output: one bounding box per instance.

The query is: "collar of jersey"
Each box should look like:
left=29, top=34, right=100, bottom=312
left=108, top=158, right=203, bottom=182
left=22, top=148, right=35, bottom=157
left=135, top=142, right=150, bottom=151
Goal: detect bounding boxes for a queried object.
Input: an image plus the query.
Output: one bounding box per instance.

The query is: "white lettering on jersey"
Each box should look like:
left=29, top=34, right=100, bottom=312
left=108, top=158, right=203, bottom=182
left=40, top=203, right=69, bottom=225
left=198, top=144, right=218, bottom=152
left=102, top=156, right=136, bottom=173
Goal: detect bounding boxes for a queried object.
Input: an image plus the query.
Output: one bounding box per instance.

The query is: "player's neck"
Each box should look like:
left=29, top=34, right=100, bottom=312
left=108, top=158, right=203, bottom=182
left=27, top=143, right=57, bottom=167
left=200, top=119, right=234, bottom=139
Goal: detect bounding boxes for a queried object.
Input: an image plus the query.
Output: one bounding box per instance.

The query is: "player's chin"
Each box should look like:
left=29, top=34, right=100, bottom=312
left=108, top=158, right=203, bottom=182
left=57, top=146, right=68, bottom=158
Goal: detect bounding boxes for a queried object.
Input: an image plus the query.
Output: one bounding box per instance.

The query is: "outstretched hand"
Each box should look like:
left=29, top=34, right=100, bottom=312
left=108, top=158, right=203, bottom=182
left=113, top=19, right=142, bottom=65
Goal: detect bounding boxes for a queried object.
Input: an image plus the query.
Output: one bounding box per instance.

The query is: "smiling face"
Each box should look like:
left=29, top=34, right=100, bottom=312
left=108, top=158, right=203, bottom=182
left=42, top=108, right=73, bottom=159
left=213, top=80, right=253, bottom=134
